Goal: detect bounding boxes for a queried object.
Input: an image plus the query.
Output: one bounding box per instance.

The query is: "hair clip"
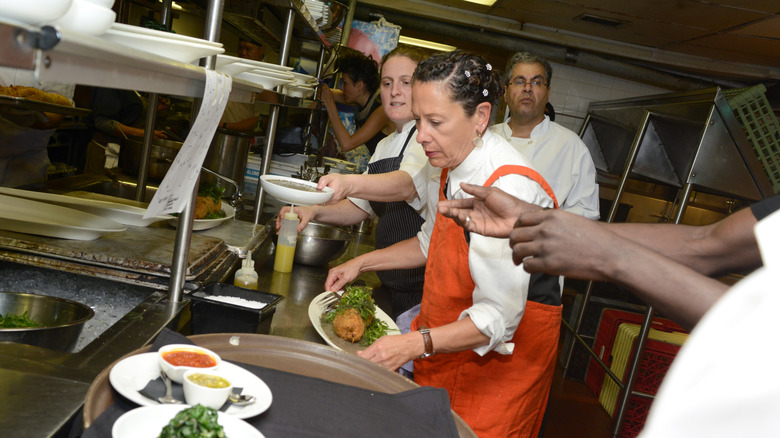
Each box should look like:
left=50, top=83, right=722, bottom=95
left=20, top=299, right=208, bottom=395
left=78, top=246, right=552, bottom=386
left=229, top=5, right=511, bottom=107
left=486, top=63, right=492, bottom=71
left=464, top=70, right=471, bottom=78
left=482, top=89, right=489, bottom=96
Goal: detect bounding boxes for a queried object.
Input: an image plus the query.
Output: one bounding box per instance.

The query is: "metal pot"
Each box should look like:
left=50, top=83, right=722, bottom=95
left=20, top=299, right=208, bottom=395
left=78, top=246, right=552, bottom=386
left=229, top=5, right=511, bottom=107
left=293, top=222, right=352, bottom=266
left=0, top=291, right=95, bottom=352
left=119, top=136, right=183, bottom=180
left=202, top=128, right=252, bottom=199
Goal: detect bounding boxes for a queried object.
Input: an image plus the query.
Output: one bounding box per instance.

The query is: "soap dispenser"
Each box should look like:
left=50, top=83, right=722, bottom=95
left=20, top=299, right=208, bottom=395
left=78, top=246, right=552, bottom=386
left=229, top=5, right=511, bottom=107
left=234, top=250, right=259, bottom=290
left=274, top=210, right=299, bottom=273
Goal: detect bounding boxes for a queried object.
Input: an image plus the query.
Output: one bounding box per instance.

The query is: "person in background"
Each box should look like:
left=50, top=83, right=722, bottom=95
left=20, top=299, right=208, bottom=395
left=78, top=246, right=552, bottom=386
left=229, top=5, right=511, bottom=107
left=320, top=47, right=392, bottom=170
left=220, top=38, right=265, bottom=134
left=438, top=183, right=780, bottom=438
left=0, top=67, right=75, bottom=187
left=490, top=51, right=599, bottom=219
left=324, top=50, right=559, bottom=438
left=278, top=46, right=429, bottom=319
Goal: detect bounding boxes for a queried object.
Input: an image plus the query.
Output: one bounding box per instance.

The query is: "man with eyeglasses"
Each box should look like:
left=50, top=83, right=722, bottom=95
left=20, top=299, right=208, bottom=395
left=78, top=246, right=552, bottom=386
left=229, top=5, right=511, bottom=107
left=489, top=51, right=599, bottom=219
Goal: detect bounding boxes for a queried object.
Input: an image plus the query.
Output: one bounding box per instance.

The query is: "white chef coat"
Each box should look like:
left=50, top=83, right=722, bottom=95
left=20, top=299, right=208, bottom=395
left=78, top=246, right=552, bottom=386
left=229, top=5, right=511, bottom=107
left=638, top=209, right=780, bottom=438
left=350, top=120, right=428, bottom=219
left=490, top=116, right=600, bottom=219
left=416, top=129, right=555, bottom=355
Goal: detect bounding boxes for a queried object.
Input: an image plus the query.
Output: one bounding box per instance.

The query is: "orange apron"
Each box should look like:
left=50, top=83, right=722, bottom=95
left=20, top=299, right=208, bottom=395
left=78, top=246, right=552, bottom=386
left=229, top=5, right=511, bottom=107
left=412, top=165, right=563, bottom=438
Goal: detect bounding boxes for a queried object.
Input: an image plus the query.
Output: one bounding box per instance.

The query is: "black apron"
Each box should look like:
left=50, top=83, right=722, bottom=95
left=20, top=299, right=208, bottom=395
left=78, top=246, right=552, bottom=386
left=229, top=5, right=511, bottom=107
left=368, top=126, right=425, bottom=317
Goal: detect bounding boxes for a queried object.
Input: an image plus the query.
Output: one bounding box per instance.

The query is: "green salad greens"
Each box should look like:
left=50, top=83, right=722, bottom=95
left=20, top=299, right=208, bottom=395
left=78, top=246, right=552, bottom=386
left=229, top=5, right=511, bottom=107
left=199, top=183, right=225, bottom=204
left=323, top=285, right=389, bottom=346
left=0, top=311, right=40, bottom=328
left=158, top=405, right=226, bottom=438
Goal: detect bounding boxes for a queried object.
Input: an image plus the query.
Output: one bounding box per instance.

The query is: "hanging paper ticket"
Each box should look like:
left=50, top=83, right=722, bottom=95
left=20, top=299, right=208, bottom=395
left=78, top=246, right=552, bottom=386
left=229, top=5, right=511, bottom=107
left=144, top=70, right=232, bottom=218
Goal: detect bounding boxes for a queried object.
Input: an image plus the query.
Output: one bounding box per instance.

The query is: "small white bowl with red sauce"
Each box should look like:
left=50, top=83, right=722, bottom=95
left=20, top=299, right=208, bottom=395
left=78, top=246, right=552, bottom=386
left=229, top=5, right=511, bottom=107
left=158, top=344, right=221, bottom=384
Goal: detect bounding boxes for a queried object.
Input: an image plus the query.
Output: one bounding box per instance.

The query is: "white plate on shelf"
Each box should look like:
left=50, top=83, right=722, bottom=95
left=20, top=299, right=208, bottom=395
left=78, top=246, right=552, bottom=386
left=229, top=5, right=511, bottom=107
left=110, top=23, right=223, bottom=47
left=234, top=71, right=294, bottom=90
left=108, top=352, right=273, bottom=419
left=168, top=203, right=235, bottom=231
left=0, top=194, right=126, bottom=240
left=239, top=59, right=294, bottom=72
left=99, top=28, right=224, bottom=64
left=112, top=404, right=264, bottom=438
left=259, top=175, right=333, bottom=206
left=308, top=291, right=400, bottom=354
left=0, top=187, right=172, bottom=227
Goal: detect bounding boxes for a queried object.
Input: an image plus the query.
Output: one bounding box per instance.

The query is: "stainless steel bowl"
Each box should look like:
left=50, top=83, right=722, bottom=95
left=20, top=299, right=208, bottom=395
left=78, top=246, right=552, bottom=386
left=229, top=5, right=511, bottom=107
left=0, top=291, right=95, bottom=352
left=294, top=222, right=352, bottom=266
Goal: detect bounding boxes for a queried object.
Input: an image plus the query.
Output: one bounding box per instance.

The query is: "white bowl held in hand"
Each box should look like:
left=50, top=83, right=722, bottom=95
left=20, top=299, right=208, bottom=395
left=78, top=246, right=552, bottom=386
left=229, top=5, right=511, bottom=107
left=52, top=0, right=116, bottom=35
left=158, top=344, right=221, bottom=384
left=182, top=369, right=233, bottom=410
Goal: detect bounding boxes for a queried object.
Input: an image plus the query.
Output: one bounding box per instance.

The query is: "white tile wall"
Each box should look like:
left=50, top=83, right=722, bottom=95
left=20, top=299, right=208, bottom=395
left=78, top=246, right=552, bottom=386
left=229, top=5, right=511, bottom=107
left=547, top=62, right=670, bottom=133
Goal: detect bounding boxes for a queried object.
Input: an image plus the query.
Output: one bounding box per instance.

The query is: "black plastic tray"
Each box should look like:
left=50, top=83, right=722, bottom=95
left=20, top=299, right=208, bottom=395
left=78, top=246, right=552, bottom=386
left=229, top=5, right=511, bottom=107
left=188, top=282, right=283, bottom=335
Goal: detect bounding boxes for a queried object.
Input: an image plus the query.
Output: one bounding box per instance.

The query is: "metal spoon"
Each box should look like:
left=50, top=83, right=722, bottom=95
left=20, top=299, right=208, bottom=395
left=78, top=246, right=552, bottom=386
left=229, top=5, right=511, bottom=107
left=158, top=369, right=182, bottom=404
left=228, top=391, right=256, bottom=406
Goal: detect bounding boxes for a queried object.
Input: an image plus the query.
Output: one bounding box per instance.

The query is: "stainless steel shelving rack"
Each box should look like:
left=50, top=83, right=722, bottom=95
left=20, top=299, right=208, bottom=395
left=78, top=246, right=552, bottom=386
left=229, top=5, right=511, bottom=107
left=569, top=87, right=774, bottom=437
left=0, top=0, right=338, bottom=304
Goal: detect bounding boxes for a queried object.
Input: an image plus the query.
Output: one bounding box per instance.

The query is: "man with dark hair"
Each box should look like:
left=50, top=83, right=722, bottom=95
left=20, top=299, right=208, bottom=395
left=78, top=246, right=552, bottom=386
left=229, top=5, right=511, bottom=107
left=220, top=38, right=265, bottom=133
left=489, top=51, right=599, bottom=219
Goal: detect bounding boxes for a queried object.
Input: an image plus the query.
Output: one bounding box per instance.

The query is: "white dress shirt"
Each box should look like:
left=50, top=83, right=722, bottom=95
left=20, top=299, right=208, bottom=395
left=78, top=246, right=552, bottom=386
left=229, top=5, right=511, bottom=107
left=416, top=129, right=555, bottom=355
left=490, top=116, right=600, bottom=219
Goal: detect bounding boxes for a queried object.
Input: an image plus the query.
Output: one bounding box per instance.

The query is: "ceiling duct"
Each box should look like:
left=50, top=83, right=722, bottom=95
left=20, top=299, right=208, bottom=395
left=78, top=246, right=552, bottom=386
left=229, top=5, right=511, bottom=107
left=355, top=8, right=727, bottom=91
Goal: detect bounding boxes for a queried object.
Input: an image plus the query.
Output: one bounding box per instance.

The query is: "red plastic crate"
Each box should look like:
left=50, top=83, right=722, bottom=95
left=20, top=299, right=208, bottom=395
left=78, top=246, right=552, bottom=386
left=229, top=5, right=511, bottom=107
left=585, top=309, right=685, bottom=397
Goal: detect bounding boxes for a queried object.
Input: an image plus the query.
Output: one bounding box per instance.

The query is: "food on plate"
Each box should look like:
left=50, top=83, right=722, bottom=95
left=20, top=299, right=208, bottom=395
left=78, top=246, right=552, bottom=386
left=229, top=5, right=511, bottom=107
left=195, top=183, right=227, bottom=220
left=158, top=404, right=226, bottom=438
left=187, top=373, right=230, bottom=389
left=0, top=85, right=73, bottom=107
left=323, top=285, right=389, bottom=345
left=272, top=179, right=322, bottom=193
left=162, top=349, right=218, bottom=368
left=0, top=311, right=40, bottom=328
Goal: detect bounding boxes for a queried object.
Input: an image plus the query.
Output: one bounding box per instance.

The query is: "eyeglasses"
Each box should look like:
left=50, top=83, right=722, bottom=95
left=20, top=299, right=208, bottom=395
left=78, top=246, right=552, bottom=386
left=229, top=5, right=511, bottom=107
left=508, top=78, right=547, bottom=88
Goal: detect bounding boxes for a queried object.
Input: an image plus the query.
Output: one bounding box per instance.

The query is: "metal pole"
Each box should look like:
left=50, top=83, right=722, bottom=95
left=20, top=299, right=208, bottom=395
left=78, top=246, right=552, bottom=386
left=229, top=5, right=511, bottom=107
left=160, top=0, right=174, bottom=31
left=167, top=0, right=223, bottom=302
left=562, top=110, right=653, bottom=375
left=254, top=8, right=295, bottom=225
left=135, top=93, right=157, bottom=203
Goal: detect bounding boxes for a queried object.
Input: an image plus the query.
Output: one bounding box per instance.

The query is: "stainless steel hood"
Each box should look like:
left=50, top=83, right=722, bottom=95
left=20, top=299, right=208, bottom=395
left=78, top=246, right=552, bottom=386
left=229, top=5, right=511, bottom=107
left=580, top=87, right=775, bottom=203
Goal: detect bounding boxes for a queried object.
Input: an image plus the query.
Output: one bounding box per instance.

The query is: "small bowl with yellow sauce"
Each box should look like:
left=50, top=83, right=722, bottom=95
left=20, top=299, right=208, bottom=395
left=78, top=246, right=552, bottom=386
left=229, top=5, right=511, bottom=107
left=182, top=369, right=233, bottom=409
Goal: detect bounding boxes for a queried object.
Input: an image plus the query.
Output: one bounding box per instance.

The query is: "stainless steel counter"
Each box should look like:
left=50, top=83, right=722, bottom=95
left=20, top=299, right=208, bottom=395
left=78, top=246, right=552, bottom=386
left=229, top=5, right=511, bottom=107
left=0, top=216, right=381, bottom=437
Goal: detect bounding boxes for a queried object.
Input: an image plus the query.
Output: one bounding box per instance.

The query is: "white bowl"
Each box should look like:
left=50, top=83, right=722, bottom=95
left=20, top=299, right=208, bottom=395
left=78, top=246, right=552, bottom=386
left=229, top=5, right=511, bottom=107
left=260, top=175, right=334, bottom=206
left=158, top=344, right=221, bottom=384
left=52, top=0, right=116, bottom=36
left=182, top=369, right=233, bottom=410
left=0, top=0, right=73, bottom=25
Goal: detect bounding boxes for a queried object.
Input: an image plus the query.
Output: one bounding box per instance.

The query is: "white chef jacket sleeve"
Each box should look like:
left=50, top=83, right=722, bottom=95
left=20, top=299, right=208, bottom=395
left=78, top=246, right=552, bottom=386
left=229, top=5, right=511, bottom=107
left=400, top=143, right=432, bottom=213
left=460, top=173, right=555, bottom=355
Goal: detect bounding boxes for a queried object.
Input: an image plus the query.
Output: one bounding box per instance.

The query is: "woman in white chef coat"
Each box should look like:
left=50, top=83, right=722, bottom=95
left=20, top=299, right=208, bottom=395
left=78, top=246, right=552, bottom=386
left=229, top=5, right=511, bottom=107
left=278, top=46, right=429, bottom=318
left=324, top=50, right=560, bottom=438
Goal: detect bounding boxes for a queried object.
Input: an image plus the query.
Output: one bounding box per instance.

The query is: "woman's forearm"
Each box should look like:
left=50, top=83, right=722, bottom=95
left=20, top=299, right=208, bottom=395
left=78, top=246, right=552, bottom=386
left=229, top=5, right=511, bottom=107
left=313, top=200, right=370, bottom=226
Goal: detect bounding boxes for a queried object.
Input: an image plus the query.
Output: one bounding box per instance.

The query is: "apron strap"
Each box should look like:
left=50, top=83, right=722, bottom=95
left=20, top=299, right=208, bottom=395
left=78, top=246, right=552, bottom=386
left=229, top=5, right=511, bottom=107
left=397, top=126, right=417, bottom=158
left=482, top=165, right=559, bottom=209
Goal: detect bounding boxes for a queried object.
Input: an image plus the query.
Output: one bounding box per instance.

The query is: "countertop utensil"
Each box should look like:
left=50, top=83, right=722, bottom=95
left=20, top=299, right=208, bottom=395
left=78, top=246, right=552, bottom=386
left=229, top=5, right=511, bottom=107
left=158, top=369, right=182, bottom=404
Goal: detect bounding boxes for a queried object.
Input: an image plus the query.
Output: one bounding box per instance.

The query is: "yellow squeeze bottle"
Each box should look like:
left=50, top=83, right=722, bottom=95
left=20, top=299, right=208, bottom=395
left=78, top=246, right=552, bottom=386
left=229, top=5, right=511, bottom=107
left=234, top=250, right=259, bottom=290
left=274, top=210, right=299, bottom=273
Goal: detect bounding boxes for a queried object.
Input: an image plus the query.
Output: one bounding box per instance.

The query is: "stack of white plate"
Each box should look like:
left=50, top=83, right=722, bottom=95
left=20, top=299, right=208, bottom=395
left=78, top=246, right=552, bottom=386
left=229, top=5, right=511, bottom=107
left=215, top=54, right=256, bottom=76
left=99, top=23, right=224, bottom=64
left=282, top=71, right=318, bottom=98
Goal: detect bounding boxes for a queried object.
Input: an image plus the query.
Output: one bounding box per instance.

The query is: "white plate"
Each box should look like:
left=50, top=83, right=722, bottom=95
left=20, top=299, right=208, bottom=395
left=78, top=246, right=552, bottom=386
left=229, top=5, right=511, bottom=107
left=99, top=28, right=224, bottom=64
left=308, top=291, right=400, bottom=353
left=108, top=352, right=273, bottom=419
left=110, top=23, right=223, bottom=47
left=168, top=203, right=235, bottom=231
left=260, top=175, right=333, bottom=206
left=0, top=187, right=172, bottom=227
left=112, top=404, right=264, bottom=438
left=0, top=194, right=126, bottom=240
left=239, top=59, right=294, bottom=72
left=289, top=71, right=319, bottom=85
left=234, top=71, right=294, bottom=90
left=0, top=0, right=72, bottom=25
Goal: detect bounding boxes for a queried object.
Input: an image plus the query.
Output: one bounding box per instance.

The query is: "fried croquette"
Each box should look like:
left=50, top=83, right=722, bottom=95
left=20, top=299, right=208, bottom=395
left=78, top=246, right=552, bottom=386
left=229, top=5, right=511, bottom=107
left=194, top=195, right=220, bottom=219
left=333, top=308, right=366, bottom=343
